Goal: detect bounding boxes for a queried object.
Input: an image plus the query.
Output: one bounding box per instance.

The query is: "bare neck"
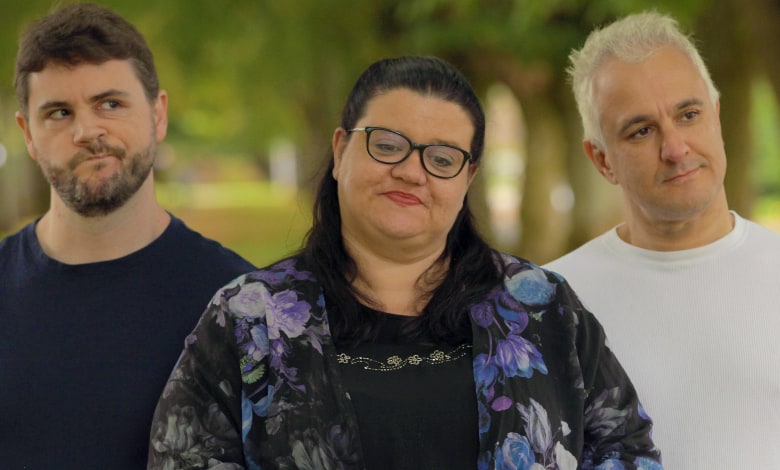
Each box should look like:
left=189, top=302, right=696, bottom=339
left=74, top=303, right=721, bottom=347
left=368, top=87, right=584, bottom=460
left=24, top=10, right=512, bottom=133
left=36, top=177, right=170, bottom=264
left=345, top=238, right=446, bottom=316
left=618, top=197, right=734, bottom=251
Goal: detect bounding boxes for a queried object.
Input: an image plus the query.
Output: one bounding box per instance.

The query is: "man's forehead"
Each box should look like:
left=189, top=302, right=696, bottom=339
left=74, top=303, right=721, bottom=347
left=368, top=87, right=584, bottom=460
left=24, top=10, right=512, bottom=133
left=27, top=59, right=141, bottom=100
left=593, top=50, right=709, bottom=116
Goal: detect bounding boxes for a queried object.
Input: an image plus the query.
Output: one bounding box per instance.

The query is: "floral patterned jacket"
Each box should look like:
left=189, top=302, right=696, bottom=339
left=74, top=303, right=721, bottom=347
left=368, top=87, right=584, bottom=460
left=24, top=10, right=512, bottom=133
left=148, top=254, right=662, bottom=470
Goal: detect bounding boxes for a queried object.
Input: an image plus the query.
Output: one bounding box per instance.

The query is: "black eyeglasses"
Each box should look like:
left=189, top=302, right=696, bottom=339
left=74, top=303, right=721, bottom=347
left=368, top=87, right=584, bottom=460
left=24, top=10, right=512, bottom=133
left=348, top=126, right=472, bottom=179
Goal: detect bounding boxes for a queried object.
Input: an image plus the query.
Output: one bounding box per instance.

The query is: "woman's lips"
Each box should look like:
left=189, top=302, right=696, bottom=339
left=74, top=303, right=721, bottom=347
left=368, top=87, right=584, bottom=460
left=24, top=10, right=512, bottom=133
left=385, top=190, right=422, bottom=206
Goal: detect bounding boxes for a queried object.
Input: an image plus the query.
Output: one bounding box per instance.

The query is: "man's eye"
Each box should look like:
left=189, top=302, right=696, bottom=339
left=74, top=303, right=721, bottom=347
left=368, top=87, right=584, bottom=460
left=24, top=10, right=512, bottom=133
left=682, top=110, right=699, bottom=121
left=100, top=100, right=120, bottom=110
left=47, top=109, right=70, bottom=120
left=630, top=127, right=651, bottom=139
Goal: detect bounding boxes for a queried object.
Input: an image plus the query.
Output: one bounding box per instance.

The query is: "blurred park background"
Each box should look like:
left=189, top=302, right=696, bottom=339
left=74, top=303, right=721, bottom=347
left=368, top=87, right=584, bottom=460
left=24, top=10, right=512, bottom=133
left=2, top=0, right=780, bottom=267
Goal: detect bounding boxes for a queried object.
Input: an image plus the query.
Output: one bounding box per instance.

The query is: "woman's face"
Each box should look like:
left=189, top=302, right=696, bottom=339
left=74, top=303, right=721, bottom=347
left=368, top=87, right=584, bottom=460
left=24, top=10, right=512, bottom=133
left=332, top=88, right=477, bottom=258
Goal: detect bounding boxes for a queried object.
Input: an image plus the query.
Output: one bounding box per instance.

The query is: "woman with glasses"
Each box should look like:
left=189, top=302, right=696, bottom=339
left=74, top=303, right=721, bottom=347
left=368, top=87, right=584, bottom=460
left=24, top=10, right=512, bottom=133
left=148, top=56, right=662, bottom=469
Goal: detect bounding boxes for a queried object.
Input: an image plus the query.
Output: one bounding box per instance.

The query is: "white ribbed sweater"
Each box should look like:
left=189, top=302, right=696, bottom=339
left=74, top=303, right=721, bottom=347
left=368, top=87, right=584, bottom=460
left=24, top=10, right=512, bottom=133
left=545, top=213, right=780, bottom=468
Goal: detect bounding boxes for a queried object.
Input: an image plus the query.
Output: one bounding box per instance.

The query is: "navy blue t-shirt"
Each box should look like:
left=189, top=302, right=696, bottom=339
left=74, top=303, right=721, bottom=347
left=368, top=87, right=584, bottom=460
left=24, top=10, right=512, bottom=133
left=0, top=215, right=255, bottom=469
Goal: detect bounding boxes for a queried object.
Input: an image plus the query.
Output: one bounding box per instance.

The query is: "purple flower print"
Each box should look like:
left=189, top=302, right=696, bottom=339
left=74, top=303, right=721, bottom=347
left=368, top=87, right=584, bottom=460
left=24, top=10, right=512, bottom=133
left=266, top=290, right=311, bottom=340
left=471, top=301, right=496, bottom=328
left=248, top=258, right=314, bottom=285
left=496, top=335, right=548, bottom=378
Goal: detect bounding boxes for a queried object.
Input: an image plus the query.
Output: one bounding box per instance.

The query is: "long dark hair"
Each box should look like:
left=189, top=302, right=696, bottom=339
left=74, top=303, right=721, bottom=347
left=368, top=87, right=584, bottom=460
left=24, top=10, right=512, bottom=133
left=302, top=56, right=503, bottom=346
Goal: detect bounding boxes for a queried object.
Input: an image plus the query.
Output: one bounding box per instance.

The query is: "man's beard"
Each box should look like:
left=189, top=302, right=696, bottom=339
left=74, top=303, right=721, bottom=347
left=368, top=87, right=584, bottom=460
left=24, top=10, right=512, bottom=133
left=39, top=139, right=156, bottom=217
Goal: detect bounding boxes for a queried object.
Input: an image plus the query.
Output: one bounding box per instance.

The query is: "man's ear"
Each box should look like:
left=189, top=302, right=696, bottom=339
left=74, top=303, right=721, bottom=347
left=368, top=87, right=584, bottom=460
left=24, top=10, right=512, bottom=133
left=583, top=139, right=618, bottom=185
left=153, top=90, right=169, bottom=143
left=15, top=111, right=37, bottom=160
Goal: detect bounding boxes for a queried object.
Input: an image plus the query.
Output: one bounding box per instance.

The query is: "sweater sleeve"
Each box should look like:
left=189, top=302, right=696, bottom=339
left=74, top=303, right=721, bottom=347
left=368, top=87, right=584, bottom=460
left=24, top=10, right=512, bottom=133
left=564, top=281, right=663, bottom=469
left=148, top=286, right=248, bottom=470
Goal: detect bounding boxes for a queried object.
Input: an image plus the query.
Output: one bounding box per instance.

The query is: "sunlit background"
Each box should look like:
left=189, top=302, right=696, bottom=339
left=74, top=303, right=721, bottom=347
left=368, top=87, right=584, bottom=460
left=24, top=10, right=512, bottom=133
left=2, top=0, right=779, bottom=267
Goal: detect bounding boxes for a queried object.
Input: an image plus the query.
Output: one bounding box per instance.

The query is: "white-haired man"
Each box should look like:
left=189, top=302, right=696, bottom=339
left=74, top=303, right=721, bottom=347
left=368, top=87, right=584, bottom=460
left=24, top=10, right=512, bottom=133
left=546, top=11, right=780, bottom=468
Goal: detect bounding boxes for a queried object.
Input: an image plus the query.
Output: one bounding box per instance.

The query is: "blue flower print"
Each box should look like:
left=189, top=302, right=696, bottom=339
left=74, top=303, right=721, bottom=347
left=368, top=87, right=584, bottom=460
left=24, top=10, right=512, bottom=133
left=473, top=353, right=500, bottom=395
left=634, top=457, right=663, bottom=470
left=594, top=459, right=626, bottom=470
left=242, top=385, right=276, bottom=441
left=496, top=335, right=548, bottom=378
left=496, top=294, right=530, bottom=326
left=477, top=399, right=491, bottom=434
left=506, top=266, right=556, bottom=306
left=495, top=432, right=539, bottom=470
left=148, top=255, right=664, bottom=469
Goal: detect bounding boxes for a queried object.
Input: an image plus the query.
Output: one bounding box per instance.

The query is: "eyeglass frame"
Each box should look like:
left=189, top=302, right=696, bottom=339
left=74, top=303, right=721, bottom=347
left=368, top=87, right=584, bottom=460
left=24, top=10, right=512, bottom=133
left=347, top=126, right=473, bottom=179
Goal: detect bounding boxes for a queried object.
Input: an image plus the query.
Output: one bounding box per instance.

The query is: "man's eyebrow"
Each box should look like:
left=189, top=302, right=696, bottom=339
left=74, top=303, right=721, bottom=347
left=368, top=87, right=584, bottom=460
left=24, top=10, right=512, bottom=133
left=37, top=100, right=70, bottom=115
left=89, top=89, right=131, bottom=103
left=618, top=114, right=652, bottom=136
left=674, top=98, right=703, bottom=110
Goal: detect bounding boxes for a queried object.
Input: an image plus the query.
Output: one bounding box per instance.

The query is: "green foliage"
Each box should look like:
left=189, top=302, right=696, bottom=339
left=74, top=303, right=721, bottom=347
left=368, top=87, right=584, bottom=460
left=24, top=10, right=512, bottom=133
left=0, top=0, right=713, bottom=160
left=156, top=180, right=312, bottom=267
left=752, top=78, right=780, bottom=194
left=2, top=0, right=780, bottom=245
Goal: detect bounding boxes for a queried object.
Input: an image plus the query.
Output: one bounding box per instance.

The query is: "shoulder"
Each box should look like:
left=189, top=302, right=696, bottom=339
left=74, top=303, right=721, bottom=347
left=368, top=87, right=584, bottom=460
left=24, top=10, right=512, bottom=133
left=211, top=256, right=321, bottom=319
left=161, top=215, right=256, bottom=273
left=491, top=251, right=580, bottom=314
left=543, top=229, right=616, bottom=273
left=0, top=221, right=36, bottom=248
left=0, top=222, right=38, bottom=265
left=741, top=215, right=780, bottom=245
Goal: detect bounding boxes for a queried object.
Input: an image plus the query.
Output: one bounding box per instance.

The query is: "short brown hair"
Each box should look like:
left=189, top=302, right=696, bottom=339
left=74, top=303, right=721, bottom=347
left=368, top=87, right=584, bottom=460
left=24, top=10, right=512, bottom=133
left=14, top=2, right=159, bottom=117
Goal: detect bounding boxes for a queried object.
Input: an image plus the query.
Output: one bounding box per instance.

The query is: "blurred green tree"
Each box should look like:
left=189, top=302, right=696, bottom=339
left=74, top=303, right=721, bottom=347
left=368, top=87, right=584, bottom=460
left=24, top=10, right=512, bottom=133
left=1, top=0, right=779, bottom=262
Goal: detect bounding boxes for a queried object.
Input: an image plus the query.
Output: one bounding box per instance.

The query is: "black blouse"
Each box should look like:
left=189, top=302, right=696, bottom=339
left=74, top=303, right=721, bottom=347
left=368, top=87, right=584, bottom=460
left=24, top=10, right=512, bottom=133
left=335, top=307, right=478, bottom=469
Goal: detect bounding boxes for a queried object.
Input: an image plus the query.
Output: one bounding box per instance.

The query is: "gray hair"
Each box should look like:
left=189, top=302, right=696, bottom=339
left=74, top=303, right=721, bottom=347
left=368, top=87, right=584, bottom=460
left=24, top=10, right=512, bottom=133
left=568, top=11, right=720, bottom=147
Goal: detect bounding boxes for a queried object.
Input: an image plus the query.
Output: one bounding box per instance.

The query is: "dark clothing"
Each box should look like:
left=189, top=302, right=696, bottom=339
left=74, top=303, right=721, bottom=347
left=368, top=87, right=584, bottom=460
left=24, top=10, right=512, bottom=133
left=148, top=254, right=662, bottom=469
left=0, top=215, right=254, bottom=469
left=336, top=308, right=478, bottom=470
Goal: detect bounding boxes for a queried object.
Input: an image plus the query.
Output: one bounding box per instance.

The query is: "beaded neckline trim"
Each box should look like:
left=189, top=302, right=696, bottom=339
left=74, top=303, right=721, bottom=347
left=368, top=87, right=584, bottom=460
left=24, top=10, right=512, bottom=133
left=336, top=343, right=472, bottom=372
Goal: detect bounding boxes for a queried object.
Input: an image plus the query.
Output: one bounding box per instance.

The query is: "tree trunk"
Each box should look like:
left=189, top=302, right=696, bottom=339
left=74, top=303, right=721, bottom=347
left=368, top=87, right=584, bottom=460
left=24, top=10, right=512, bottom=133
left=696, top=0, right=756, bottom=216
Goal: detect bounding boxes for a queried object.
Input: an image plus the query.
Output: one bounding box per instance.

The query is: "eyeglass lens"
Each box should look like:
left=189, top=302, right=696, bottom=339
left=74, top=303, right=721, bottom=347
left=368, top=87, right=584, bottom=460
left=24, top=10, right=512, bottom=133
left=367, top=128, right=465, bottom=177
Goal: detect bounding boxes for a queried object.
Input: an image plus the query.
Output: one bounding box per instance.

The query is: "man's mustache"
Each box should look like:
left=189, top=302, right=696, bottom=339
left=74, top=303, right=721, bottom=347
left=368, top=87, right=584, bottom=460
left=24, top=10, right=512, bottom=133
left=68, top=142, right=127, bottom=170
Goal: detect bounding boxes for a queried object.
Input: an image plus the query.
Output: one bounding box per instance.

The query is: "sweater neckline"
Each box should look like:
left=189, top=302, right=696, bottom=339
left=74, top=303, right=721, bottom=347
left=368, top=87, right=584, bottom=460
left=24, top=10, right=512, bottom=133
left=603, top=211, right=747, bottom=265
